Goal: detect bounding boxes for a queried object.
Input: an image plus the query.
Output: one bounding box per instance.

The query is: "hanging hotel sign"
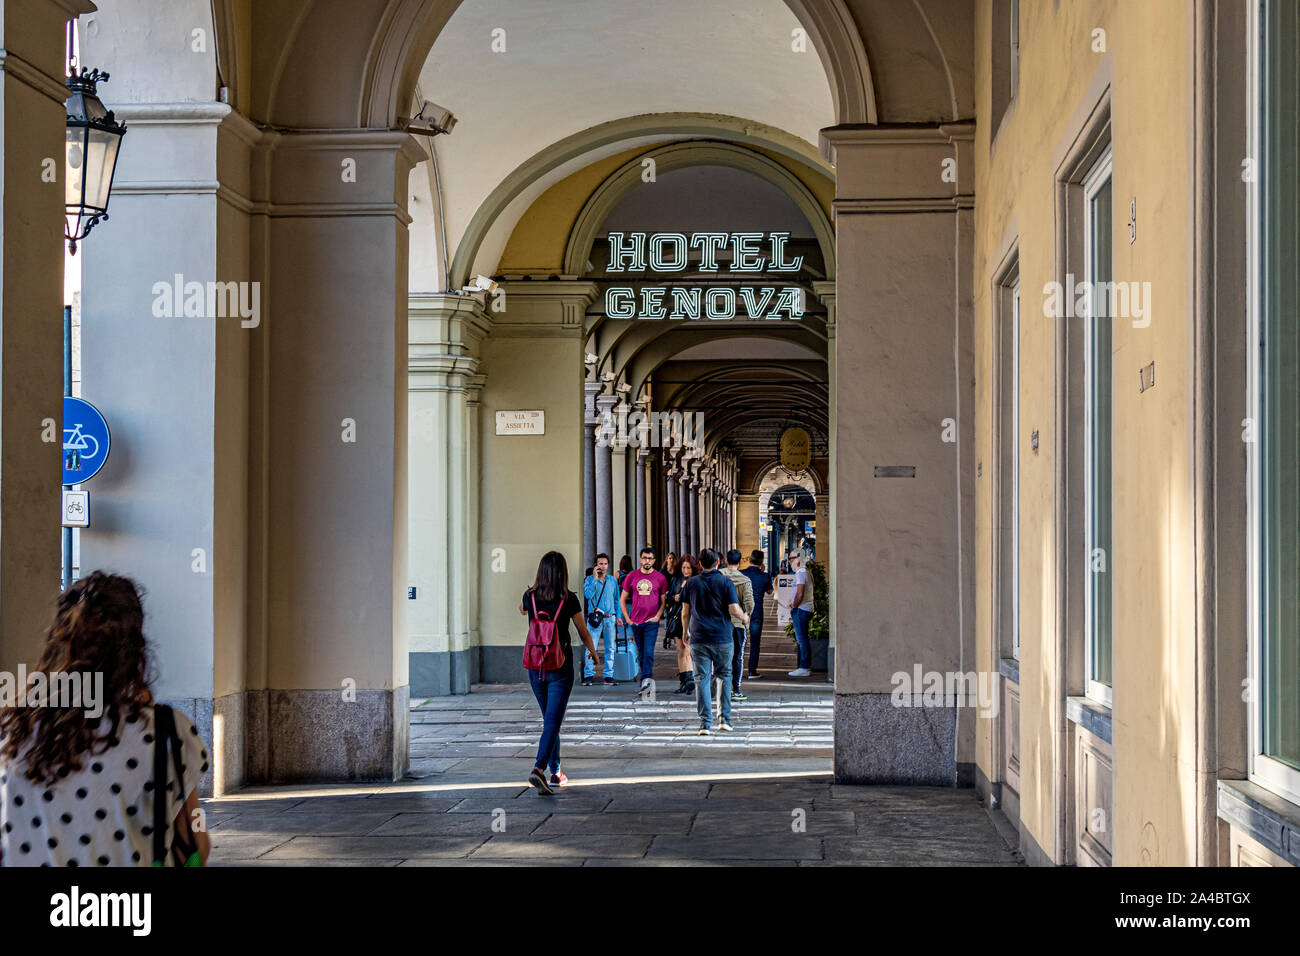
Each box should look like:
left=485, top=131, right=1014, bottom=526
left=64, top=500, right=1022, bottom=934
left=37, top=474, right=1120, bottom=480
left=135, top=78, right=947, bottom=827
left=604, top=231, right=805, bottom=320
left=780, top=426, right=811, bottom=473
left=495, top=410, right=544, bottom=435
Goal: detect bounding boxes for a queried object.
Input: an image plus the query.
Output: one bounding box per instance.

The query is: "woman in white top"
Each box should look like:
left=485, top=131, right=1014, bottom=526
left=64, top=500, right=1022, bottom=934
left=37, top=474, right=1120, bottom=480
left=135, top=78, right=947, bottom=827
left=0, top=572, right=210, bottom=867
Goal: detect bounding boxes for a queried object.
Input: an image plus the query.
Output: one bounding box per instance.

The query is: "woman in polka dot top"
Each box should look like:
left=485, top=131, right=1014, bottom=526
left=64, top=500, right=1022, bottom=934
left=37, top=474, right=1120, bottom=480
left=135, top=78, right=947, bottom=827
left=0, top=572, right=211, bottom=867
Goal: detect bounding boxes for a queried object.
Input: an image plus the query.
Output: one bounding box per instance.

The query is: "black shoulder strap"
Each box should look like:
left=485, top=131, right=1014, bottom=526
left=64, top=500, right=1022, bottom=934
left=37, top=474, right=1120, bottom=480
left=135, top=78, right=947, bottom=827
left=151, top=704, right=173, bottom=865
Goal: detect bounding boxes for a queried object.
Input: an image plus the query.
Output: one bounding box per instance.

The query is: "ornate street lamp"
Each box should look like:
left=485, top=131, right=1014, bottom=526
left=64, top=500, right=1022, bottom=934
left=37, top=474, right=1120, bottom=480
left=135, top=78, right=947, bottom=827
left=64, top=67, right=126, bottom=255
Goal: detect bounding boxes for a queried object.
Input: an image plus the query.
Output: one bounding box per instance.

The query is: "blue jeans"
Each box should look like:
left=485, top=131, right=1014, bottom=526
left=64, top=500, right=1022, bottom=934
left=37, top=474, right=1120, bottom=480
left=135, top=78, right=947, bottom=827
left=583, top=617, right=617, bottom=679
left=731, top=626, right=747, bottom=692
left=747, top=614, right=763, bottom=676
left=692, top=641, right=732, bottom=728
left=631, top=621, right=659, bottom=681
left=791, top=607, right=812, bottom=670
left=528, top=663, right=573, bottom=774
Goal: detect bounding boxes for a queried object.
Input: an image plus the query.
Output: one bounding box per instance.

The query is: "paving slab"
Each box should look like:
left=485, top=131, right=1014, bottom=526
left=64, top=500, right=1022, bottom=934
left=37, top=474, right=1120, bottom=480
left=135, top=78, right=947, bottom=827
left=690, top=809, right=856, bottom=837
left=646, top=834, right=823, bottom=861
left=260, top=835, right=490, bottom=860
left=366, top=812, right=550, bottom=837
left=532, top=811, right=694, bottom=836
left=584, top=857, right=799, bottom=867
left=207, top=681, right=1021, bottom=868
left=207, top=831, right=296, bottom=859
left=209, top=811, right=398, bottom=836
left=397, top=858, right=583, bottom=867
left=469, top=834, right=653, bottom=860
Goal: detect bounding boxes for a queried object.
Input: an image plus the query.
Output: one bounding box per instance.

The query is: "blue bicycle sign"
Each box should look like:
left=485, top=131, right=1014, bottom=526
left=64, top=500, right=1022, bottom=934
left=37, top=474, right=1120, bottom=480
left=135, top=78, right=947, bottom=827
left=62, top=396, right=111, bottom=485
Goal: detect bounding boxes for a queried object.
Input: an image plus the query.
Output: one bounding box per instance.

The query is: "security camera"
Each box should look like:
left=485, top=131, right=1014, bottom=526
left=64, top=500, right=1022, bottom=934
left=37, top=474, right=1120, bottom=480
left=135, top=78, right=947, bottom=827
left=584, top=352, right=599, bottom=365
left=408, top=100, right=457, bottom=136
left=463, top=274, right=498, bottom=294
left=616, top=382, right=632, bottom=394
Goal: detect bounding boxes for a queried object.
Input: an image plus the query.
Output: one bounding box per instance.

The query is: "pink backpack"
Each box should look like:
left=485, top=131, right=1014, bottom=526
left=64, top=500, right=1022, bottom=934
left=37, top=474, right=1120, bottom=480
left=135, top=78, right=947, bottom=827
left=522, top=592, right=567, bottom=672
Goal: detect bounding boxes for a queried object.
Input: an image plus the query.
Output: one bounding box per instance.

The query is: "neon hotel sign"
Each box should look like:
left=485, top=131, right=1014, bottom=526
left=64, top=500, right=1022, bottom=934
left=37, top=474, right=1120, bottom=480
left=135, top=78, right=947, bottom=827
left=603, top=231, right=805, bottom=320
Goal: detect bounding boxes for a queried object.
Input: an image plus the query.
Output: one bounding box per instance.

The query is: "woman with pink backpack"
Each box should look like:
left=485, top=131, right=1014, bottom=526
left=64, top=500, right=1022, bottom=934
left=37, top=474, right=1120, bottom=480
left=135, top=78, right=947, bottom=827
left=520, top=551, right=601, bottom=794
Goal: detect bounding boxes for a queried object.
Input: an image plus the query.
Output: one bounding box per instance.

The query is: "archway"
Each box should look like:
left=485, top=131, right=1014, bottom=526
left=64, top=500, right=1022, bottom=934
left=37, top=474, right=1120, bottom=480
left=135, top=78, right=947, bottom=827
left=35, top=0, right=978, bottom=796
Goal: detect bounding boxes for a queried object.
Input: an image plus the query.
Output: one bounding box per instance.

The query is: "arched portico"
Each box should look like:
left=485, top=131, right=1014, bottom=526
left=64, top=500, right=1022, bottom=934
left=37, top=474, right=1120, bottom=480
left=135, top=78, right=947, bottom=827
left=0, top=0, right=975, bottom=797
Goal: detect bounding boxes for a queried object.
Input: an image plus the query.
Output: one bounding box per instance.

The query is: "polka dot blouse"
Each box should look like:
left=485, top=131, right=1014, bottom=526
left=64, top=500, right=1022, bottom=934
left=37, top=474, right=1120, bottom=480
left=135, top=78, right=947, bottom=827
left=0, top=706, right=208, bottom=867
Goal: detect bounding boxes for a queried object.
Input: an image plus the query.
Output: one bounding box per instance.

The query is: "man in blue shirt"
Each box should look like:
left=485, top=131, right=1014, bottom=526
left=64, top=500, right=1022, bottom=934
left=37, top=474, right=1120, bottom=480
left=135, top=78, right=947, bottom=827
left=740, top=550, right=775, bottom=680
left=582, top=554, right=621, bottom=685
left=681, top=549, right=749, bottom=734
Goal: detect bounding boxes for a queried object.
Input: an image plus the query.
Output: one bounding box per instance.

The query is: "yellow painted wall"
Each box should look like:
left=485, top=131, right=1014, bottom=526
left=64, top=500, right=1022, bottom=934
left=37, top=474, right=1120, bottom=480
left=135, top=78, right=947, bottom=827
left=974, top=0, right=1197, bottom=864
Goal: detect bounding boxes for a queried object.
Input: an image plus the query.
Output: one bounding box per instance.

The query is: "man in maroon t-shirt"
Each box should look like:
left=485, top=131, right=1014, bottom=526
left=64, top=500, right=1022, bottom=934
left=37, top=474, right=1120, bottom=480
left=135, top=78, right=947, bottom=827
left=620, top=546, right=668, bottom=694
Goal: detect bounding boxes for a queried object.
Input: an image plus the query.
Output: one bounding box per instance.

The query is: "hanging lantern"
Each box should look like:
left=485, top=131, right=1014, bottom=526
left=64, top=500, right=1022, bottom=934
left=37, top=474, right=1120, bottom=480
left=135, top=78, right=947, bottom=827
left=65, top=68, right=126, bottom=255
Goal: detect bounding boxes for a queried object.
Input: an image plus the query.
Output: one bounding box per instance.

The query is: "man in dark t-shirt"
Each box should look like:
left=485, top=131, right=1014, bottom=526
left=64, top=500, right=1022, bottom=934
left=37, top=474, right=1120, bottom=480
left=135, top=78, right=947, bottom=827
left=681, top=549, right=749, bottom=734
left=740, top=550, right=775, bottom=679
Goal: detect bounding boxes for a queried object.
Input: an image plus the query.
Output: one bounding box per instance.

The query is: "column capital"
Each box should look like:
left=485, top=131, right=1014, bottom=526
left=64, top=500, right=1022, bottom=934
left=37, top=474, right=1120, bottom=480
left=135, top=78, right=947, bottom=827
left=408, top=293, right=491, bottom=387
left=822, top=122, right=975, bottom=213
left=489, top=279, right=599, bottom=337
left=252, top=128, right=426, bottom=223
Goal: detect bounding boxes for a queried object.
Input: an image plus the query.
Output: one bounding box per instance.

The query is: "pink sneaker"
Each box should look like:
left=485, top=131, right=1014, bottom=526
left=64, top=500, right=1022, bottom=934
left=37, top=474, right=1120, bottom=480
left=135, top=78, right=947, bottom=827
left=550, top=772, right=568, bottom=788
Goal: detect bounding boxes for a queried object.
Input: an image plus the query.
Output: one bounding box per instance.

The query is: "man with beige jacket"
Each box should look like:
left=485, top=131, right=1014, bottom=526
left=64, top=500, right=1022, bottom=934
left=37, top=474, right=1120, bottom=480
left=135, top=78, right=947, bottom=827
left=721, top=549, right=755, bottom=702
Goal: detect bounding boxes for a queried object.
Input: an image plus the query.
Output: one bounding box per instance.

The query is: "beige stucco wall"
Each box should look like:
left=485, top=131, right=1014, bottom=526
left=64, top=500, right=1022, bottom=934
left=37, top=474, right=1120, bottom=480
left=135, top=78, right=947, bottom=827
left=973, top=0, right=1197, bottom=864
left=476, top=287, right=589, bottom=658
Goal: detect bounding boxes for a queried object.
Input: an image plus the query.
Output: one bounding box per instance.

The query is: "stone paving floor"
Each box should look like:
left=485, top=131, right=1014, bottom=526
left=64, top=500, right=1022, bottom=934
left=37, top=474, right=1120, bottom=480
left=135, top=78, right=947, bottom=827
left=203, top=675, right=1022, bottom=866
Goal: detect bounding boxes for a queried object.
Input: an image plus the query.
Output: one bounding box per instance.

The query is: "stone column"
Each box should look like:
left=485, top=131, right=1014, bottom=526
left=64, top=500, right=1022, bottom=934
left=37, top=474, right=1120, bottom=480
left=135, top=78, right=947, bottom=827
left=823, top=124, right=974, bottom=785
left=0, top=0, right=95, bottom=675
left=408, top=294, right=489, bottom=697
left=75, top=45, right=261, bottom=790
left=611, top=417, right=627, bottom=563
left=465, top=373, right=485, bottom=667
left=681, top=455, right=691, bottom=554
left=670, top=455, right=681, bottom=556
left=688, top=463, right=700, bottom=554
left=813, top=280, right=837, bottom=675
left=583, top=381, right=599, bottom=564
left=736, top=493, right=761, bottom=560
left=235, top=128, right=429, bottom=783
left=635, top=448, right=648, bottom=557
left=700, top=468, right=710, bottom=551
left=710, top=467, right=719, bottom=551
left=594, top=392, right=617, bottom=559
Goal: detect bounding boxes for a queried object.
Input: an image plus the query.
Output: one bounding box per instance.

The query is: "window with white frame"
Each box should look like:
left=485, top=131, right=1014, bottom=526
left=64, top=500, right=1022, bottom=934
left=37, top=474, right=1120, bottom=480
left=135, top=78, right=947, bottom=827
left=995, top=261, right=1021, bottom=665
left=1083, top=146, right=1113, bottom=708
left=1249, top=0, right=1300, bottom=803
left=1010, top=0, right=1020, bottom=97
left=1011, top=276, right=1021, bottom=661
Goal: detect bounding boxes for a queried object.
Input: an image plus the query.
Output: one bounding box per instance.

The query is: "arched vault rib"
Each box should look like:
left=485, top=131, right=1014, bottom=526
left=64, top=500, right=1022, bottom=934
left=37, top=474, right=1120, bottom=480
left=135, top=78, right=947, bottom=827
left=451, top=114, right=833, bottom=291
left=562, top=141, right=836, bottom=280
left=620, top=324, right=828, bottom=397
left=593, top=315, right=828, bottom=389
left=228, top=0, right=879, bottom=131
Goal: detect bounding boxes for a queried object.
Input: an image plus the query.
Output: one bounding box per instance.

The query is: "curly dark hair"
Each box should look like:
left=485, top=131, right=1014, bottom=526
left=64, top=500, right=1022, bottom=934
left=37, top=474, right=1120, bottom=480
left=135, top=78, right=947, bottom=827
left=679, top=553, right=703, bottom=577
left=0, top=571, right=153, bottom=785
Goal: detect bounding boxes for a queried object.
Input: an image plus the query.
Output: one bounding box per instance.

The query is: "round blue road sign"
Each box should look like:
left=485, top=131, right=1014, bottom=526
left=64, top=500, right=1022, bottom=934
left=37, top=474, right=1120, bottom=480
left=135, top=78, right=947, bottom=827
left=62, top=396, right=111, bottom=485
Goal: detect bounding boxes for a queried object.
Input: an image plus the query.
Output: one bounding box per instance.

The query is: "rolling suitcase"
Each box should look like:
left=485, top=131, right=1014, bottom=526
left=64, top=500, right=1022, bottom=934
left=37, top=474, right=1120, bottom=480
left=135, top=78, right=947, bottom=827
left=612, top=623, right=639, bottom=682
